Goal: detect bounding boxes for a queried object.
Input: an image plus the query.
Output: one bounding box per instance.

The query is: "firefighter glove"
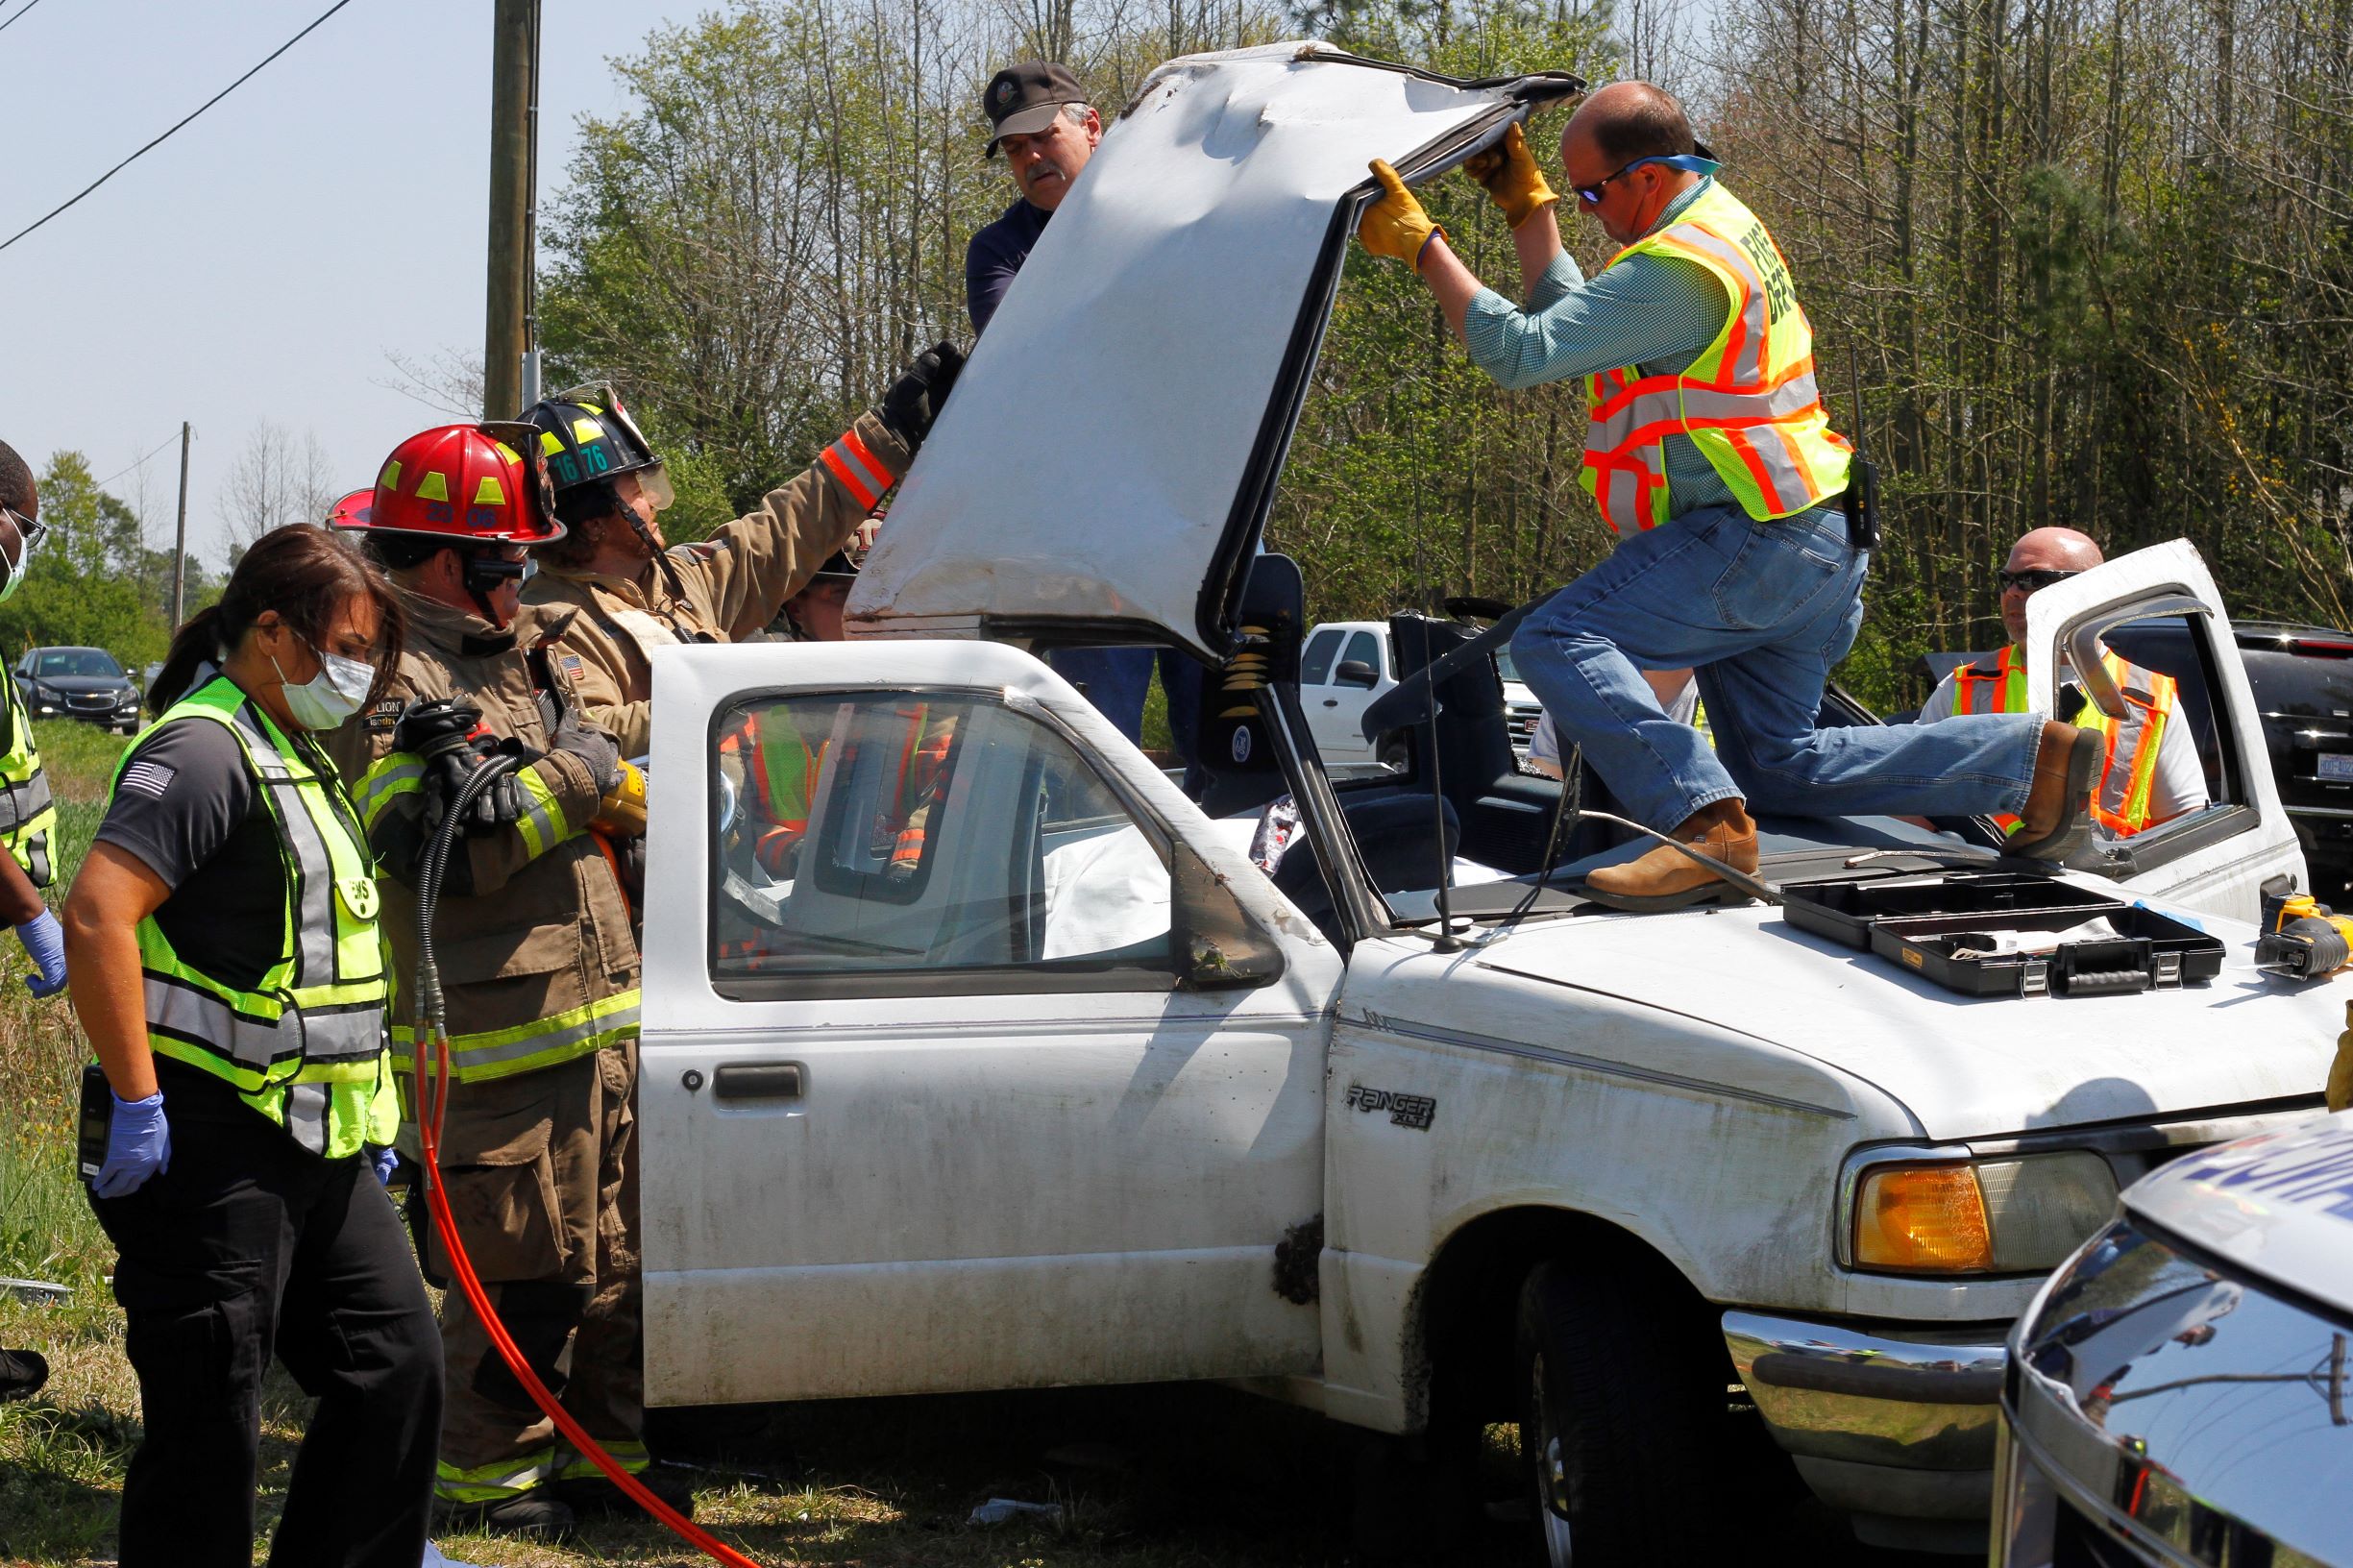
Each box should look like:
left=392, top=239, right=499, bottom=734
left=879, top=341, right=968, bottom=450
left=398, top=699, right=527, bottom=838
left=13, top=908, right=65, bottom=998
left=1462, top=122, right=1558, bottom=229
left=92, top=1091, right=169, bottom=1200
left=1359, top=161, right=1443, bottom=270
left=551, top=704, right=623, bottom=798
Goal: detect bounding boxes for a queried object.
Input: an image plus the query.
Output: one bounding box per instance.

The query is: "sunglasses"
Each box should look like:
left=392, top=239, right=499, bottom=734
left=1573, top=157, right=1664, bottom=207
left=1998, top=568, right=2082, bottom=594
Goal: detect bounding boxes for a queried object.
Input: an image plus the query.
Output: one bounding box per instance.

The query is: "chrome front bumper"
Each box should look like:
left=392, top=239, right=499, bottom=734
left=1724, top=1310, right=2005, bottom=1538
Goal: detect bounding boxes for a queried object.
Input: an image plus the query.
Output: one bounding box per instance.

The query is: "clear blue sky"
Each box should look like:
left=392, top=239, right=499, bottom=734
left=0, top=0, right=682, bottom=566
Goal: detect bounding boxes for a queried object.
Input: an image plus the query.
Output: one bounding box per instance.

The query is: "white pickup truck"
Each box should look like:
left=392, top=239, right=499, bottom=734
left=633, top=45, right=2342, bottom=1562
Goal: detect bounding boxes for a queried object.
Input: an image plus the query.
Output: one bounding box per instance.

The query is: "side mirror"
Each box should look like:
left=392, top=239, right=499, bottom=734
left=1334, top=659, right=1378, bottom=690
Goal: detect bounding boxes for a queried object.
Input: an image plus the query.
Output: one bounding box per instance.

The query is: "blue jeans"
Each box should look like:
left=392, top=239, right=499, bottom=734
left=1508, top=503, right=2045, bottom=830
left=1048, top=648, right=1211, bottom=795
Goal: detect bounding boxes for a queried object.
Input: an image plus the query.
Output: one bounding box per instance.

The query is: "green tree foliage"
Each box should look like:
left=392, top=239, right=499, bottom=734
left=0, top=453, right=213, bottom=670
left=543, top=0, right=2353, bottom=714
left=1713, top=0, right=2353, bottom=704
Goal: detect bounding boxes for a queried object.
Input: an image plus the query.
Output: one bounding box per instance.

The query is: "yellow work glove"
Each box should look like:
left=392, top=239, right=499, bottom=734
left=1462, top=122, right=1558, bottom=229
left=1359, top=160, right=1443, bottom=271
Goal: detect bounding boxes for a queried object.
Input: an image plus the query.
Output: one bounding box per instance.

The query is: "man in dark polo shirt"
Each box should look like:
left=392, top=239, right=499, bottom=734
left=965, top=61, right=1101, bottom=333
left=965, top=61, right=1206, bottom=786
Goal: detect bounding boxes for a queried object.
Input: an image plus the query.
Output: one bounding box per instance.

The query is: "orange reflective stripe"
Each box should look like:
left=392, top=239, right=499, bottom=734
left=820, top=445, right=881, bottom=510
left=835, top=428, right=895, bottom=499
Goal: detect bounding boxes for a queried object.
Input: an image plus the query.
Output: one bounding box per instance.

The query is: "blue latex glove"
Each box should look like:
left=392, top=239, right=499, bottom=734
left=91, top=1091, right=170, bottom=1199
left=12, top=909, right=64, bottom=997
left=370, top=1144, right=399, bottom=1187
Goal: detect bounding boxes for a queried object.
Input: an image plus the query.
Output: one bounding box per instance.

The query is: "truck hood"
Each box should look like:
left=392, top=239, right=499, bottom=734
left=1463, top=894, right=2340, bottom=1140
left=848, top=45, right=1579, bottom=661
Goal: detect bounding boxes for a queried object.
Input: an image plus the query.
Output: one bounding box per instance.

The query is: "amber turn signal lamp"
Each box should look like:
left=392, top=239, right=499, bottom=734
left=1853, top=1163, right=1995, bottom=1273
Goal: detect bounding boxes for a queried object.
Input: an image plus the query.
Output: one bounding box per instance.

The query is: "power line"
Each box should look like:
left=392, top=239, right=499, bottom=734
left=0, top=0, right=359, bottom=257
left=94, top=429, right=187, bottom=492
left=0, top=0, right=55, bottom=39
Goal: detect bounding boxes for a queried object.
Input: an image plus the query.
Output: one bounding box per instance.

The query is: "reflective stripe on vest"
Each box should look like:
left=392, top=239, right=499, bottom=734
left=391, top=987, right=640, bottom=1083
left=1951, top=645, right=2178, bottom=837
left=0, top=674, right=58, bottom=886
left=117, top=678, right=388, bottom=1119
left=1580, top=183, right=1854, bottom=533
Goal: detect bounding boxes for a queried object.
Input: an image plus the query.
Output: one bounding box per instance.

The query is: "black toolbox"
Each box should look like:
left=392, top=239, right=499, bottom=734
left=1782, top=870, right=2224, bottom=997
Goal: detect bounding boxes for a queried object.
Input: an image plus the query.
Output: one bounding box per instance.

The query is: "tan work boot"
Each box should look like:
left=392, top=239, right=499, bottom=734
left=2007, top=722, right=2101, bottom=861
left=1584, top=799, right=1759, bottom=912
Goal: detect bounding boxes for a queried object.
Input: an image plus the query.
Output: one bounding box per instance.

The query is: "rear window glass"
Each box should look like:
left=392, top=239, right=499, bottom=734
left=1300, top=629, right=1343, bottom=685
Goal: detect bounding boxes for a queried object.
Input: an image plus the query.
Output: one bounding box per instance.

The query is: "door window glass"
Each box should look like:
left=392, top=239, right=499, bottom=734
left=1300, top=628, right=1344, bottom=686
left=711, top=692, right=1177, bottom=997
left=1341, top=631, right=1382, bottom=678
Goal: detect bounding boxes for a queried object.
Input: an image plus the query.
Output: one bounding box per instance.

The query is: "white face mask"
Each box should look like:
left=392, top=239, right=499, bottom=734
left=270, top=644, right=375, bottom=731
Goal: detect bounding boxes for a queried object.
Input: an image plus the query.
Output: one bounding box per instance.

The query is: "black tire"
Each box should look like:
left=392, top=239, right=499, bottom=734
left=1515, top=1259, right=1734, bottom=1567
left=1375, top=733, right=1409, bottom=772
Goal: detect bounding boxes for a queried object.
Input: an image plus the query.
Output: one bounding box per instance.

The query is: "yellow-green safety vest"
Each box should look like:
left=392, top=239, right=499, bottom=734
left=1581, top=182, right=1854, bottom=534
left=0, top=673, right=57, bottom=888
left=118, top=676, right=395, bottom=1157
left=1951, top=645, right=2179, bottom=838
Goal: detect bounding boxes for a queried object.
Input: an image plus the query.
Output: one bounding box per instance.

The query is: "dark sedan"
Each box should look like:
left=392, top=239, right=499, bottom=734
left=13, top=646, right=142, bottom=734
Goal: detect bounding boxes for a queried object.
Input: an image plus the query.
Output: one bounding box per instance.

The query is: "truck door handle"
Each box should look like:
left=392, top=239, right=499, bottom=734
left=1322, top=698, right=1338, bottom=707
left=713, top=1063, right=805, bottom=1101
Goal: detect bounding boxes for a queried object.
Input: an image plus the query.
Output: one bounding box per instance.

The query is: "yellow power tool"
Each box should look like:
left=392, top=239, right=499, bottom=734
left=2256, top=874, right=2353, bottom=981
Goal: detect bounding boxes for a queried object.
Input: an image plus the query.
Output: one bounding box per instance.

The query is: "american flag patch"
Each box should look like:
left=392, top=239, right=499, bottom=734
left=119, top=759, right=177, bottom=798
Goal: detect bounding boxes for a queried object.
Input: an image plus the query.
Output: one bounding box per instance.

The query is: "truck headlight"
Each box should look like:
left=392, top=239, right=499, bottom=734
left=1851, top=1152, right=2116, bottom=1274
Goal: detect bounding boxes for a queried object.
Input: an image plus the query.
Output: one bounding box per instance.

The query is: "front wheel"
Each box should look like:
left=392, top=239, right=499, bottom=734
left=1515, top=1260, right=1733, bottom=1567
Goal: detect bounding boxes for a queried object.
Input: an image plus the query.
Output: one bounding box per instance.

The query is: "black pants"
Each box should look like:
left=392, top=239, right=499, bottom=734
left=88, top=1062, right=443, bottom=1568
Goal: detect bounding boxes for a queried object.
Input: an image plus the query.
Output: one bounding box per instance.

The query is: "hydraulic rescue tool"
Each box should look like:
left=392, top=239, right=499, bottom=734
left=414, top=752, right=760, bottom=1567
left=2256, top=873, right=2353, bottom=981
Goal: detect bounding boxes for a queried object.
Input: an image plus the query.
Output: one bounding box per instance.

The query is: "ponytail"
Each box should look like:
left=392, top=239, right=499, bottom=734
left=150, top=603, right=225, bottom=710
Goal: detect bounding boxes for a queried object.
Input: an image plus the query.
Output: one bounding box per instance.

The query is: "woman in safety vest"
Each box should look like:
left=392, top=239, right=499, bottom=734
left=60, top=524, right=440, bottom=1568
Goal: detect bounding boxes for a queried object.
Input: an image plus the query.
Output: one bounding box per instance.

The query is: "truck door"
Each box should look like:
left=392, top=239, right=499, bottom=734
left=2021, top=539, right=2305, bottom=920
left=637, top=640, right=1345, bottom=1408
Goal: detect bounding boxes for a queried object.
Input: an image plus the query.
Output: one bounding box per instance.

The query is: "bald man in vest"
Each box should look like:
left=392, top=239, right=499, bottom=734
left=1357, top=83, right=2101, bottom=907
left=1917, top=527, right=2207, bottom=837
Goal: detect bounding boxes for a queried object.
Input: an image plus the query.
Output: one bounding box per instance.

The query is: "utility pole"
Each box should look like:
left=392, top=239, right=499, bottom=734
left=483, top=0, right=535, bottom=419
left=171, top=422, right=190, bottom=629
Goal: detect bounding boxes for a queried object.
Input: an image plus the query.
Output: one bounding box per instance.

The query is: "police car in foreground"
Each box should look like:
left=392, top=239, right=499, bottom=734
left=1998, top=1112, right=2353, bottom=1567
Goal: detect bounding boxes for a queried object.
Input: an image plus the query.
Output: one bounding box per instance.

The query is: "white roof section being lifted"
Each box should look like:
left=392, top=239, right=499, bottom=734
left=847, top=43, right=1579, bottom=661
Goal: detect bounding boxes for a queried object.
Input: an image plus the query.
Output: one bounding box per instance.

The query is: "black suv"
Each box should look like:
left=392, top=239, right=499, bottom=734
left=2222, top=623, right=2353, bottom=900
left=12, top=646, right=142, bottom=734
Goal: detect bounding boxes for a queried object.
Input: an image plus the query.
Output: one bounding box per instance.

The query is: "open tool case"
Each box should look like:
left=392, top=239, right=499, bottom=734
left=1781, top=870, right=2225, bottom=997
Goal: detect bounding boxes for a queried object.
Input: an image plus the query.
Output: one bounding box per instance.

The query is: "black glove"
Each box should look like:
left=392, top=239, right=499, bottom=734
left=877, top=341, right=968, bottom=450
left=394, top=698, right=527, bottom=838
left=550, top=703, right=622, bottom=797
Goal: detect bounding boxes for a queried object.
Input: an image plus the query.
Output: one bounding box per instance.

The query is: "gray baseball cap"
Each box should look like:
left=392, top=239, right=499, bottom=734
left=984, top=61, right=1086, bottom=153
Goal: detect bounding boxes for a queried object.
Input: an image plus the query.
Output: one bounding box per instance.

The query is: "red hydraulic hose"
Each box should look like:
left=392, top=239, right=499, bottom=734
left=413, top=1025, right=766, bottom=1567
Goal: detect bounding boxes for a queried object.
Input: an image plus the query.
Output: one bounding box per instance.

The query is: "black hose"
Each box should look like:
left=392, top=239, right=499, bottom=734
left=412, top=752, right=527, bottom=1195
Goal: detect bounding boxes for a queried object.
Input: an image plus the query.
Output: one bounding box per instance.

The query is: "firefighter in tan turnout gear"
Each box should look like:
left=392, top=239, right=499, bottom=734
left=324, top=424, right=678, bottom=1540
left=518, top=344, right=966, bottom=754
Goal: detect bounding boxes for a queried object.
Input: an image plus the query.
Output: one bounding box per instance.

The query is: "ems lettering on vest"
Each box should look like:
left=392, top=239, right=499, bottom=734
left=1738, top=222, right=1795, bottom=323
